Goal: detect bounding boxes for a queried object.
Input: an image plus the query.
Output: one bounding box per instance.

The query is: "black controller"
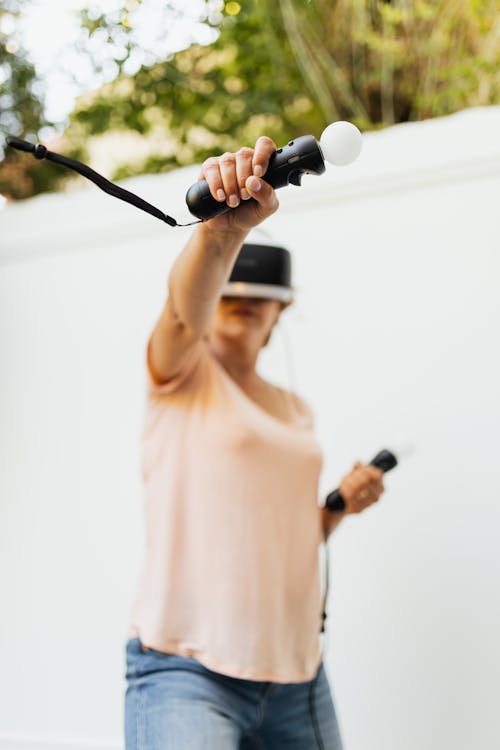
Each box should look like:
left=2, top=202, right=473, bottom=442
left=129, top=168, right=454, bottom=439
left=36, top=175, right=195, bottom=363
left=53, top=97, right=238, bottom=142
left=185, top=135, right=325, bottom=221
left=325, top=449, right=398, bottom=513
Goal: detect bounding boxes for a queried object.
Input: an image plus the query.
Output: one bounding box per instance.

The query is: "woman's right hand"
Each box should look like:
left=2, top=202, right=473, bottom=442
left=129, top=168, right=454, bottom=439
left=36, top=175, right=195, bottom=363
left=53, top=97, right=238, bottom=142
left=198, top=136, right=280, bottom=235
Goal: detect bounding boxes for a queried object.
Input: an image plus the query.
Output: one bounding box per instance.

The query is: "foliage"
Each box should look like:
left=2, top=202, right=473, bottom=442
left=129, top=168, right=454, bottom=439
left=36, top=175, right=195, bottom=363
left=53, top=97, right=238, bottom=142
left=63, top=0, right=500, bottom=180
left=0, top=0, right=65, bottom=198
left=2, top=0, right=500, bottom=199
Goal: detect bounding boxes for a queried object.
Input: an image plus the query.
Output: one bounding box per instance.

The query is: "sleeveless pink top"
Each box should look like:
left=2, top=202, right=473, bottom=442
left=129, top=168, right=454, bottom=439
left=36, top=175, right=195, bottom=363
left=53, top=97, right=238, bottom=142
left=128, top=338, right=325, bottom=683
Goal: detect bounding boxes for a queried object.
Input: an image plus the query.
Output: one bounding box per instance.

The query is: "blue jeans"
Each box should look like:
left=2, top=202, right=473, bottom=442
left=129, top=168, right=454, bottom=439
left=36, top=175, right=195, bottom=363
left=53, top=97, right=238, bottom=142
left=124, top=637, right=343, bottom=749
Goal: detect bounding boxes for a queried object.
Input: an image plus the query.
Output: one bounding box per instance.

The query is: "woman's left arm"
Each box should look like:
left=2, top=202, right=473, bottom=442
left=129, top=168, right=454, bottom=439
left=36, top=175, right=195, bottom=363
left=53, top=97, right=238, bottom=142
left=321, top=461, right=385, bottom=541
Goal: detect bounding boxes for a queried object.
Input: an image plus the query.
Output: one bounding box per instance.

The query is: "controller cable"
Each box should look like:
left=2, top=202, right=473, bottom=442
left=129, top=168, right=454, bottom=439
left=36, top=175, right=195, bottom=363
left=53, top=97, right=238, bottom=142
left=276, top=316, right=331, bottom=645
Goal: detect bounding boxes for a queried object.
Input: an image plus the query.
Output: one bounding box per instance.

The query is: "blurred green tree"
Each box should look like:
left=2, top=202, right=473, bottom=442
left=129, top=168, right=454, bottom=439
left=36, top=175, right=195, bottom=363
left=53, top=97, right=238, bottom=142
left=0, top=0, right=61, bottom=199
left=2, top=0, right=500, bottom=199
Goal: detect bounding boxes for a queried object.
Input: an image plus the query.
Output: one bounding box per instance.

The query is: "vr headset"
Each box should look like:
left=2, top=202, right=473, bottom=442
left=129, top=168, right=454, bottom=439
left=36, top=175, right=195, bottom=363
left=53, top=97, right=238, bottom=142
left=223, top=232, right=293, bottom=304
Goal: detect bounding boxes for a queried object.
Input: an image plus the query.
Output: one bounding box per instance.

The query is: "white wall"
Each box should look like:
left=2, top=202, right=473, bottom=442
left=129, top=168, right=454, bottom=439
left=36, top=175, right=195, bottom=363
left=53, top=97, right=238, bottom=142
left=1, top=107, right=499, bottom=750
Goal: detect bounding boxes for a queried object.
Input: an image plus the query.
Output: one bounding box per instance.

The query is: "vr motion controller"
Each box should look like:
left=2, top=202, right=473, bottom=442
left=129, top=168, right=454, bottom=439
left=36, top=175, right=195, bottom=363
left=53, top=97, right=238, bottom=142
left=185, top=121, right=362, bottom=221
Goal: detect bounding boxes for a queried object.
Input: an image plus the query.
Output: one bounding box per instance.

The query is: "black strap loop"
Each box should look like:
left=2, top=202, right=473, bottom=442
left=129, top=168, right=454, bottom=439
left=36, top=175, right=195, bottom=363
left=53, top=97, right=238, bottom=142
left=5, top=136, right=201, bottom=228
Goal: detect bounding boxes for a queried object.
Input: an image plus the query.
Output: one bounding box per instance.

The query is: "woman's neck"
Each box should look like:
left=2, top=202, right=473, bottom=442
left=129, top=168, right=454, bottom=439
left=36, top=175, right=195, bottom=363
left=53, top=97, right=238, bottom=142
left=208, top=337, right=260, bottom=388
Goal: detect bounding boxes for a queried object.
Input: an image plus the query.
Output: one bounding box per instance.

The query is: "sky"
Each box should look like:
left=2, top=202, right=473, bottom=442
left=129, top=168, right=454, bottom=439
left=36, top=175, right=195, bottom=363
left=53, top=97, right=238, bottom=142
left=15, top=0, right=221, bottom=128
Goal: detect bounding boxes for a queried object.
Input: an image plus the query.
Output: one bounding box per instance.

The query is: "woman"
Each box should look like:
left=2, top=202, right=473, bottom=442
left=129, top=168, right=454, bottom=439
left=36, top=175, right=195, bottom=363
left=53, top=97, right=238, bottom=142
left=124, top=136, right=385, bottom=749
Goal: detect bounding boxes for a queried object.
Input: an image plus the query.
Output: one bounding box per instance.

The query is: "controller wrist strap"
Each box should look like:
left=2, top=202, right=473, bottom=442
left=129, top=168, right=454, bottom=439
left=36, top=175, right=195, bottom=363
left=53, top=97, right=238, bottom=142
left=5, top=136, right=201, bottom=228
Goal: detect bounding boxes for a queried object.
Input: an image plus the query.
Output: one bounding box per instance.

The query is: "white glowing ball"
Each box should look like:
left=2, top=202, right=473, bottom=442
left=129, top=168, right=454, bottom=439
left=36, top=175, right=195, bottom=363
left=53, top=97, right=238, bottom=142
left=319, top=121, right=363, bottom=166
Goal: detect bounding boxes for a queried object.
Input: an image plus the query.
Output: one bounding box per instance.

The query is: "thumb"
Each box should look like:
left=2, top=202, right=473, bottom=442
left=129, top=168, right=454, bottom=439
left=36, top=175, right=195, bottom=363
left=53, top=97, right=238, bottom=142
left=245, top=175, right=279, bottom=214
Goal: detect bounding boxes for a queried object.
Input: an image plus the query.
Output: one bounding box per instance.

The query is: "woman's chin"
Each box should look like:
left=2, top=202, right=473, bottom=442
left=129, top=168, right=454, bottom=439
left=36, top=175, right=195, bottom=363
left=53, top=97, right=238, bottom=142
left=216, top=321, right=259, bottom=345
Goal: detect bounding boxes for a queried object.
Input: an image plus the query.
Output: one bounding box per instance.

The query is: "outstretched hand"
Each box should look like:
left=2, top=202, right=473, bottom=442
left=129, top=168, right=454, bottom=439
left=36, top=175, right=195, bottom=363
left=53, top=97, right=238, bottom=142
left=198, top=136, right=279, bottom=235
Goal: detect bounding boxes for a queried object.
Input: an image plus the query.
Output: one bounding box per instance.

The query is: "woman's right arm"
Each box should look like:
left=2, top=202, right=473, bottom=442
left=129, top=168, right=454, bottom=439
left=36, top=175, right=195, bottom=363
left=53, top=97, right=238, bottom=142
left=148, top=137, right=279, bottom=384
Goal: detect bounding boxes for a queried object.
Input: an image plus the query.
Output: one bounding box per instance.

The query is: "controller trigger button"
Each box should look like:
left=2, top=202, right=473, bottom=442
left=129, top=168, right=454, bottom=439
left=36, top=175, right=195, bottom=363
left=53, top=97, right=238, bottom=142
left=288, top=171, right=303, bottom=186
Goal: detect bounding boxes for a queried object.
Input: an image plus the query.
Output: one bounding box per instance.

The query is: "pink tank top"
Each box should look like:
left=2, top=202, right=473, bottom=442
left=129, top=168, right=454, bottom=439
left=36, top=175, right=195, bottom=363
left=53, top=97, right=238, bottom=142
left=128, top=338, right=325, bottom=682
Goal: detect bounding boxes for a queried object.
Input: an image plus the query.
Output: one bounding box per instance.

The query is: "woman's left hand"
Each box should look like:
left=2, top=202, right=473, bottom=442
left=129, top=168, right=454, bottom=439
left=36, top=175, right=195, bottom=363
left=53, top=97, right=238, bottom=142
left=339, top=461, right=385, bottom=514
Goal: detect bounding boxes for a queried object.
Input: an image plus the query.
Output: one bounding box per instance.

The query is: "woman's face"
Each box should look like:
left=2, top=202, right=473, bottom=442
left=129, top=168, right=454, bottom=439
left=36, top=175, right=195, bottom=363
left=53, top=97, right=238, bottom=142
left=210, top=296, right=283, bottom=350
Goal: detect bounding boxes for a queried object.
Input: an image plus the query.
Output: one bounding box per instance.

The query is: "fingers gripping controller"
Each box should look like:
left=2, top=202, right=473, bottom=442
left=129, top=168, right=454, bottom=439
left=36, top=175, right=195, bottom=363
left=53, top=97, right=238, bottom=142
left=325, top=449, right=398, bottom=513
left=186, top=122, right=362, bottom=221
